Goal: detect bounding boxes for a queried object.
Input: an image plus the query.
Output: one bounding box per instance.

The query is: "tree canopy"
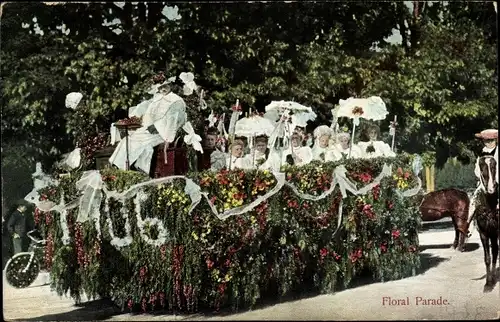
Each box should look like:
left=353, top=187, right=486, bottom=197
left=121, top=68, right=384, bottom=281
left=1, top=1, right=497, bottom=206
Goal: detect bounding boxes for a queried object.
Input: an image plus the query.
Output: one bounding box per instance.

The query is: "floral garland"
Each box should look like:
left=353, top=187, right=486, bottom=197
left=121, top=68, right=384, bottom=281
left=134, top=191, right=169, bottom=247
left=104, top=195, right=133, bottom=249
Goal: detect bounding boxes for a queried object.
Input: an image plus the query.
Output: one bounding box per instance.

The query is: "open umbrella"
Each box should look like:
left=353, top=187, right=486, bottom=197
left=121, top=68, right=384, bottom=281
left=235, top=115, right=276, bottom=137
left=265, top=100, right=313, bottom=114
left=335, top=96, right=388, bottom=157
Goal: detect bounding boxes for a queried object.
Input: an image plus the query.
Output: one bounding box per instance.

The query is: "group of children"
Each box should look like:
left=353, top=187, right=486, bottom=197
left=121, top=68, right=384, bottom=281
left=200, top=122, right=396, bottom=171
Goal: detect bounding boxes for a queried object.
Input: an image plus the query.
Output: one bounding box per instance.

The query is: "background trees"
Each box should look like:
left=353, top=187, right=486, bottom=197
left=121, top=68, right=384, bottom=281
left=1, top=1, right=497, bottom=209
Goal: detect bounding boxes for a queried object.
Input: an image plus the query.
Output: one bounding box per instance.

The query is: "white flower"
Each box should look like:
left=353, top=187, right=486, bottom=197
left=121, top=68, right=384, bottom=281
left=207, top=111, right=218, bottom=127
left=32, top=17, right=37, bottom=23
left=21, top=22, right=30, bottom=29
left=65, top=92, right=83, bottom=109
left=134, top=192, right=169, bottom=247
left=179, top=72, right=195, bottom=83
left=167, top=76, right=176, bottom=83
left=121, top=76, right=128, bottom=84
left=162, top=5, right=182, bottom=21
left=179, top=72, right=197, bottom=96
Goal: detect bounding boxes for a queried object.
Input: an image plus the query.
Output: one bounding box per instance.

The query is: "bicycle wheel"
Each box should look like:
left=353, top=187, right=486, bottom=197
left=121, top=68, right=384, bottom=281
left=5, top=253, right=40, bottom=288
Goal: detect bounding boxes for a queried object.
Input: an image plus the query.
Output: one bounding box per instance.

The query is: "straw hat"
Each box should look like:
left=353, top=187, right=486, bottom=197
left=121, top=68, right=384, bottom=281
left=475, top=129, right=498, bottom=140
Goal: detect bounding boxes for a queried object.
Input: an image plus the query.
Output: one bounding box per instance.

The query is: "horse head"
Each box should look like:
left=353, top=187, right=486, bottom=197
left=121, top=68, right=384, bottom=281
left=478, top=156, right=497, bottom=195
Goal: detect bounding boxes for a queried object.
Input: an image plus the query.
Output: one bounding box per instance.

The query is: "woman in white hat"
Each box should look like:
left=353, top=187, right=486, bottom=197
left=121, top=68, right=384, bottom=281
left=326, top=130, right=363, bottom=161
left=357, top=124, right=395, bottom=159
left=282, top=132, right=313, bottom=166
left=311, top=125, right=333, bottom=162
left=467, top=129, right=498, bottom=230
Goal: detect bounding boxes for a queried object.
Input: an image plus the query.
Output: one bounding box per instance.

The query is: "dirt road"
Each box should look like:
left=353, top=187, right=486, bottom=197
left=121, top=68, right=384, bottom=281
left=3, top=229, right=500, bottom=321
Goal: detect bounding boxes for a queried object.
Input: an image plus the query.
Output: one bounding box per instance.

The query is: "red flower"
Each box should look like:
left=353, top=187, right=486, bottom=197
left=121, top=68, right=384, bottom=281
left=362, top=204, right=376, bottom=219
left=397, top=167, right=403, bottom=176
left=372, top=184, right=380, bottom=200
left=210, top=196, right=217, bottom=204
left=224, top=259, right=231, bottom=267
left=380, top=243, right=388, bottom=253
left=320, top=248, right=329, bottom=258
left=404, top=171, right=410, bottom=180
left=216, top=172, right=229, bottom=185
left=127, top=299, right=134, bottom=310
left=231, top=103, right=242, bottom=112
left=200, top=177, right=211, bottom=187
left=352, top=106, right=364, bottom=116
left=349, top=249, right=363, bottom=263
left=287, top=199, right=299, bottom=209
left=359, top=172, right=372, bottom=183
left=139, top=266, right=148, bottom=282
left=218, top=282, right=227, bottom=294
left=386, top=200, right=394, bottom=210
left=293, top=247, right=301, bottom=258
left=391, top=230, right=401, bottom=239
left=331, top=251, right=341, bottom=261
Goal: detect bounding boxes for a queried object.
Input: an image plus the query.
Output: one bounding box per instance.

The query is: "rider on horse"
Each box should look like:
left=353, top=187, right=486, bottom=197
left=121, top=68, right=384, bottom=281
left=467, top=129, right=498, bottom=235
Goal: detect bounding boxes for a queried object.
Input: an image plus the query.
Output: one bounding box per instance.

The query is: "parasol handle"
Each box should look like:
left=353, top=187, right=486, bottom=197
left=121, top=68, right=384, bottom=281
left=391, top=115, right=397, bottom=152
left=348, top=122, right=356, bottom=159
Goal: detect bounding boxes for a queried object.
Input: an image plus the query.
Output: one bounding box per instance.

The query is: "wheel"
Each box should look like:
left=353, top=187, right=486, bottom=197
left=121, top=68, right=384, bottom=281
left=4, top=253, right=40, bottom=288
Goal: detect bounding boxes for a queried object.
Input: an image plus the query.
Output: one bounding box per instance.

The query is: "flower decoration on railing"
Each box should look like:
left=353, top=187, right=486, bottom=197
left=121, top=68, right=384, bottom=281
left=351, top=106, right=364, bottom=116
left=392, top=167, right=411, bottom=189
left=231, top=102, right=242, bottom=112
left=116, top=116, right=142, bottom=126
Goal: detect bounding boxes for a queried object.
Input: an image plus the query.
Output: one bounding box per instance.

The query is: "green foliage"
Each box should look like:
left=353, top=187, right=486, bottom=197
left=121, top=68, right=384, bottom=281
left=1, top=1, right=497, bottom=212
left=435, top=159, right=476, bottom=193
left=37, top=157, right=421, bottom=312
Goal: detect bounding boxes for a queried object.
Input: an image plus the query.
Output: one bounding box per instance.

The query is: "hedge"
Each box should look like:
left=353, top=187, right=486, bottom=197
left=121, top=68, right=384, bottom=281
left=36, top=156, right=421, bottom=313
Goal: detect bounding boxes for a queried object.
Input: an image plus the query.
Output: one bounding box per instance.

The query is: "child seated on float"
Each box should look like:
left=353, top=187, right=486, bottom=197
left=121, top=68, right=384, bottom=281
left=311, top=125, right=333, bottom=162
left=244, top=135, right=270, bottom=168
left=226, top=139, right=252, bottom=170
left=357, top=124, right=395, bottom=159
left=327, top=131, right=362, bottom=160
left=282, top=132, right=313, bottom=166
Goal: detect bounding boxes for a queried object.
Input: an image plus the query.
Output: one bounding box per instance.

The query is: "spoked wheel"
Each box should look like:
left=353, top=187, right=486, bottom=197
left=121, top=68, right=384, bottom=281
left=5, top=253, right=41, bottom=288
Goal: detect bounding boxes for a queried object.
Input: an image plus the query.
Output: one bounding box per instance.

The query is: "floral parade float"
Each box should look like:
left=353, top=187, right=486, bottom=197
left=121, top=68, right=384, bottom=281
left=23, top=74, right=423, bottom=314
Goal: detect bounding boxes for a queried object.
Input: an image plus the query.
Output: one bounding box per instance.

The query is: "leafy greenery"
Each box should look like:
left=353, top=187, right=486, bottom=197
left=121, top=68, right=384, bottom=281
left=435, top=159, right=477, bottom=193
left=37, top=157, right=420, bottom=312
left=1, top=2, right=496, bottom=213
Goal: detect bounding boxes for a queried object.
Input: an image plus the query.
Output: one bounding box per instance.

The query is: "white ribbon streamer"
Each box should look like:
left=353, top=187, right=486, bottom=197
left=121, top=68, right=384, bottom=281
left=110, top=123, right=122, bottom=145
left=182, top=121, right=204, bottom=153
left=75, top=170, right=104, bottom=223
left=26, top=160, right=421, bottom=250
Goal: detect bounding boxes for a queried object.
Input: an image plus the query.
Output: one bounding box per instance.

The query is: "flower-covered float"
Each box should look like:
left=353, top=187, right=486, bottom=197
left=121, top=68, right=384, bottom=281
left=26, top=80, right=423, bottom=313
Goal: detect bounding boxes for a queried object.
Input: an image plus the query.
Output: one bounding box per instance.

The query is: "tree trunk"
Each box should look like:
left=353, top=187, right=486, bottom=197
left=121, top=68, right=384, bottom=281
left=409, top=1, right=422, bottom=55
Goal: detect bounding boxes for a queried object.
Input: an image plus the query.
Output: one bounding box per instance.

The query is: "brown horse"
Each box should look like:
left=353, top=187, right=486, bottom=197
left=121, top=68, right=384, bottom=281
left=417, top=188, right=470, bottom=252
left=469, top=156, right=499, bottom=292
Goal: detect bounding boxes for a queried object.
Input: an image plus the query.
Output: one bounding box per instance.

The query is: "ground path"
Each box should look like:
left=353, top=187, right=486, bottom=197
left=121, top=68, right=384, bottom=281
left=3, top=224, right=500, bottom=321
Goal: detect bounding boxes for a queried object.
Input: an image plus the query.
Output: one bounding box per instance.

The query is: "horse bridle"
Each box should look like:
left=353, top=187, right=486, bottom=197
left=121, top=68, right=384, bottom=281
left=478, top=156, right=497, bottom=194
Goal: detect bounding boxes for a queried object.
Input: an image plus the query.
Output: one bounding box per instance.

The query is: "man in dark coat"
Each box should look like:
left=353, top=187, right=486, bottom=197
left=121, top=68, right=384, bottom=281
left=6, top=203, right=28, bottom=255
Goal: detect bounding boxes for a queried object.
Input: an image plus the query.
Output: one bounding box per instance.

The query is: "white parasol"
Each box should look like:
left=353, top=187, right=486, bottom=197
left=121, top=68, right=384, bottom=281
left=335, top=96, right=388, bottom=157
left=265, top=100, right=313, bottom=114
left=291, top=110, right=317, bottom=128
left=235, top=115, right=276, bottom=137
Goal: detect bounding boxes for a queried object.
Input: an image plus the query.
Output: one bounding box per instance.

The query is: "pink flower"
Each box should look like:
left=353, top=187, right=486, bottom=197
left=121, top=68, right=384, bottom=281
left=391, top=230, right=401, bottom=239
left=362, top=204, right=376, bottom=219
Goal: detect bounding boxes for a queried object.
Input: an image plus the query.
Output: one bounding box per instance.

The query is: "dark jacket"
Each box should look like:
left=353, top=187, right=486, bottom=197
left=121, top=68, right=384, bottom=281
left=7, top=209, right=27, bottom=236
